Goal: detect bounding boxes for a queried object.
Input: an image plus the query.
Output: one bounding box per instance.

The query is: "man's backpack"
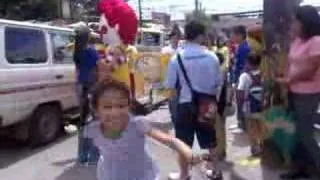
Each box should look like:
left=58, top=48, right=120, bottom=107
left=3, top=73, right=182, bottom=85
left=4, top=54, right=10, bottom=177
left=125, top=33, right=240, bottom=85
left=248, top=72, right=263, bottom=113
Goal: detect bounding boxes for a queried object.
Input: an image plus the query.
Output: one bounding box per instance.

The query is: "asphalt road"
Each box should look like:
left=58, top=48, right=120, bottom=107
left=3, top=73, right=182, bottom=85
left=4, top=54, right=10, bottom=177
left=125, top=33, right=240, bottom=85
left=0, top=105, right=315, bottom=180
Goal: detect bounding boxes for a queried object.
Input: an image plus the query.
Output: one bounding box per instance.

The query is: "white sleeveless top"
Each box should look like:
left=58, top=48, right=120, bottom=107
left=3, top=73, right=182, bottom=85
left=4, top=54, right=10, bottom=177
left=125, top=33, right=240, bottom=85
left=87, top=114, right=159, bottom=180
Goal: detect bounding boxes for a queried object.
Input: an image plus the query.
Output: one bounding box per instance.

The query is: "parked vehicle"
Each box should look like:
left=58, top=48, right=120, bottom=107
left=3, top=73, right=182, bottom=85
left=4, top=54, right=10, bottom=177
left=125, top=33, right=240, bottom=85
left=135, top=25, right=167, bottom=105
left=0, top=19, right=78, bottom=145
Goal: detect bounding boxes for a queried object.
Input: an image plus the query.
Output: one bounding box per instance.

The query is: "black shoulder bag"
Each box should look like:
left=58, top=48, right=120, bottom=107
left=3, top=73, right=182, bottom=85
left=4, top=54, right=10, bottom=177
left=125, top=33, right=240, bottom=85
left=176, top=54, right=217, bottom=124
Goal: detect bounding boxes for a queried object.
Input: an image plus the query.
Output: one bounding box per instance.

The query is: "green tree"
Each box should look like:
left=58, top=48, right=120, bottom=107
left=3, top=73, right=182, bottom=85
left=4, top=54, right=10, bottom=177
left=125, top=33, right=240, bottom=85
left=185, top=10, right=212, bottom=28
left=0, top=0, right=59, bottom=21
left=0, top=0, right=26, bottom=19
left=171, top=23, right=182, bottom=37
left=70, top=0, right=100, bottom=21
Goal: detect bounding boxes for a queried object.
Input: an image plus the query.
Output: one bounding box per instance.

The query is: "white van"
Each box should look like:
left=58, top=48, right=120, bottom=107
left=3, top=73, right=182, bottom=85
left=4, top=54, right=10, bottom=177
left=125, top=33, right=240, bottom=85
left=0, top=19, right=78, bottom=145
left=136, top=26, right=165, bottom=52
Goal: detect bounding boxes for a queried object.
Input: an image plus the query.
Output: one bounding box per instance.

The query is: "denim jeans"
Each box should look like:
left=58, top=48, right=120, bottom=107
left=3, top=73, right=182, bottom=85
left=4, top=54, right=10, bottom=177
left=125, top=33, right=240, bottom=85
left=78, top=127, right=99, bottom=164
left=289, top=92, right=320, bottom=171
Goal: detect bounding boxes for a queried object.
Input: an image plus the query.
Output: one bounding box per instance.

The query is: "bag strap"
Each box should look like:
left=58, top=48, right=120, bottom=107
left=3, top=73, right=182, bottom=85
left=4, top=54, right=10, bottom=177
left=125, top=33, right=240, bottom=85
left=177, top=53, right=194, bottom=92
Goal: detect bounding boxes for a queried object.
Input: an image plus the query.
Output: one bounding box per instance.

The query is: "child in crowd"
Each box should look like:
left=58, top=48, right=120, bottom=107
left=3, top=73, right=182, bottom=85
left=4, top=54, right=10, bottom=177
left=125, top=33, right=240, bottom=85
left=236, top=53, right=264, bottom=156
left=87, top=80, right=204, bottom=180
left=231, top=26, right=251, bottom=131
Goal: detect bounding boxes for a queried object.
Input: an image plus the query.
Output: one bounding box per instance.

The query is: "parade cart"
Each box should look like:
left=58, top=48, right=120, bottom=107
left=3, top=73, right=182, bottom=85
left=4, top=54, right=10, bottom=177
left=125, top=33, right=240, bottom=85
left=135, top=26, right=169, bottom=111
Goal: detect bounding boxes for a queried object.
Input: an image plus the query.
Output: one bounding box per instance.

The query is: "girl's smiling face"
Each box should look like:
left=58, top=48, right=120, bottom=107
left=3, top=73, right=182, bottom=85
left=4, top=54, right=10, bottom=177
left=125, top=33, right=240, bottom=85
left=97, top=88, right=130, bottom=132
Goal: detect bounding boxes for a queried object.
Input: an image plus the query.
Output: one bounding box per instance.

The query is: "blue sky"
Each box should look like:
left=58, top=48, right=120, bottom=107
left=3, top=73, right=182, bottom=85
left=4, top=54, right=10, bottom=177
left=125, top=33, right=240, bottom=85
left=128, top=0, right=320, bottom=20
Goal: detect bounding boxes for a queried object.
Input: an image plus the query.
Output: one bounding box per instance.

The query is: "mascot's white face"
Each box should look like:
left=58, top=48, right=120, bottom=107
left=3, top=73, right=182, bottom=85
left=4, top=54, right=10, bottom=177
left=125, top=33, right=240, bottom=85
left=99, top=15, right=122, bottom=46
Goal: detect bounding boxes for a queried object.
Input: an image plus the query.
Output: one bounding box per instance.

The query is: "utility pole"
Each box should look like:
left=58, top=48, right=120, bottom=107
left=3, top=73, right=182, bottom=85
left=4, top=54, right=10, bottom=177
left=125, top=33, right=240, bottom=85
left=263, top=0, right=301, bottom=81
left=263, top=0, right=301, bottom=163
left=138, top=0, right=143, bottom=27
left=195, top=0, right=199, bottom=17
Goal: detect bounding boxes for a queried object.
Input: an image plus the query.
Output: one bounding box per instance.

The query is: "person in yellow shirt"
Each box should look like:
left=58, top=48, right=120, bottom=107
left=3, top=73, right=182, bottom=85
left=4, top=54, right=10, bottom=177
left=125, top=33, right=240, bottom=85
left=215, top=37, right=230, bottom=74
left=161, top=30, right=182, bottom=124
left=210, top=37, right=230, bottom=160
left=247, top=28, right=266, bottom=77
left=160, top=31, right=182, bottom=85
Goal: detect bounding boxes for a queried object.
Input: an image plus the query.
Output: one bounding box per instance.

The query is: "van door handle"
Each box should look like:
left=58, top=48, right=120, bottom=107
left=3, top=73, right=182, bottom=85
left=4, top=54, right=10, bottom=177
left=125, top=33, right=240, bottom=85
left=55, top=74, right=64, bottom=79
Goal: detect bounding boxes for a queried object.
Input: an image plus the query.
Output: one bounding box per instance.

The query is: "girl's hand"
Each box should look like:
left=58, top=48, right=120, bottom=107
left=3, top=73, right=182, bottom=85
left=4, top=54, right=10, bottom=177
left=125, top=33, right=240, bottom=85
left=200, top=153, right=214, bottom=162
left=146, top=129, right=194, bottom=165
left=190, top=154, right=202, bottom=166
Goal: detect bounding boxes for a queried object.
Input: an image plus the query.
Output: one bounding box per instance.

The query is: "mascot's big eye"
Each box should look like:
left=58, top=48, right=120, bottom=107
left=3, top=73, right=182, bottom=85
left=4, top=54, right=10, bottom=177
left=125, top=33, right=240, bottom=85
left=99, top=25, right=108, bottom=37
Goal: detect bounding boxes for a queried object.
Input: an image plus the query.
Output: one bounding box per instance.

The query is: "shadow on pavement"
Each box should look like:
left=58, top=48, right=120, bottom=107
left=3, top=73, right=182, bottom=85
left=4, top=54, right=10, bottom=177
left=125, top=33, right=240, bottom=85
left=229, top=169, right=247, bottom=180
left=52, top=158, right=78, bottom=167
left=231, top=133, right=250, bottom=148
left=55, top=163, right=96, bottom=180
left=0, top=133, right=75, bottom=169
left=219, top=160, right=235, bottom=171
left=150, top=121, right=173, bottom=134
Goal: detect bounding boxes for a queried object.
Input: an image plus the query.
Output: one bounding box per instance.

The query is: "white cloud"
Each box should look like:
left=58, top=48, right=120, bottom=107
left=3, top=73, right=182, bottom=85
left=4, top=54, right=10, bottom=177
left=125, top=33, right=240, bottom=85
left=128, top=0, right=320, bottom=20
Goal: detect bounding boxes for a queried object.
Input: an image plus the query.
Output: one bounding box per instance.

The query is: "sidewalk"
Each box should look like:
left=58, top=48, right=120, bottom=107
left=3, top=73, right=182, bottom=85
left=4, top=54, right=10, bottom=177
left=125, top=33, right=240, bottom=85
left=146, top=105, right=291, bottom=180
left=1, top=105, right=315, bottom=180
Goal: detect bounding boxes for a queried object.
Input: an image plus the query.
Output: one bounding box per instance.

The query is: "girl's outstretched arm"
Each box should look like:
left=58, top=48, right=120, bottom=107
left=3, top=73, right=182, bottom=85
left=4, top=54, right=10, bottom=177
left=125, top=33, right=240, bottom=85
left=145, top=128, right=200, bottom=165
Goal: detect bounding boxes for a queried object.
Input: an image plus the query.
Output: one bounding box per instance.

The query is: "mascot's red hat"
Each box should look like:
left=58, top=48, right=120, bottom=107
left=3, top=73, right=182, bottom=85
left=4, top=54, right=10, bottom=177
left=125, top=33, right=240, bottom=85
left=98, top=0, right=138, bottom=45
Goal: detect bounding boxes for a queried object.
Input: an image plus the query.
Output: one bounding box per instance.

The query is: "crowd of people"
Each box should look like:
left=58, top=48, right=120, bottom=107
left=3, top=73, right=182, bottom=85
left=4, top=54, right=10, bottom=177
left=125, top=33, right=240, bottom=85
left=72, top=4, right=320, bottom=180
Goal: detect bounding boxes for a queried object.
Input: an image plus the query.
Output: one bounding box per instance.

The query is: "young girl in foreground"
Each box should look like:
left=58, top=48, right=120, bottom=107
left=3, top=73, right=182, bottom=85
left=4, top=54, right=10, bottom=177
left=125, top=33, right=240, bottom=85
left=87, top=80, right=203, bottom=180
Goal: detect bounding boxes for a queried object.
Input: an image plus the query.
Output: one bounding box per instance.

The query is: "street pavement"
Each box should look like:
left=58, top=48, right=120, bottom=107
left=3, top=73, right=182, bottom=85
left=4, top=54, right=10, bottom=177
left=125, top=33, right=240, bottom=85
left=0, top=105, right=314, bottom=180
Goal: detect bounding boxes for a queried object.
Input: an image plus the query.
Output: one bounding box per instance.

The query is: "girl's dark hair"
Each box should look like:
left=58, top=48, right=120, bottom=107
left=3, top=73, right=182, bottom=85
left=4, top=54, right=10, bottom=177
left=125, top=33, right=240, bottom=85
left=296, top=5, right=320, bottom=39
left=217, top=37, right=226, bottom=48
left=92, top=80, right=148, bottom=115
left=247, top=53, right=261, bottom=67
left=73, top=27, right=90, bottom=66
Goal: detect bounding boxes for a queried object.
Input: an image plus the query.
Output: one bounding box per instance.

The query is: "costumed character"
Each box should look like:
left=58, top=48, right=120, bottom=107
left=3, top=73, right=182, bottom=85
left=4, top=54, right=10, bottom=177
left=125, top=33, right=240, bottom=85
left=97, top=0, right=144, bottom=99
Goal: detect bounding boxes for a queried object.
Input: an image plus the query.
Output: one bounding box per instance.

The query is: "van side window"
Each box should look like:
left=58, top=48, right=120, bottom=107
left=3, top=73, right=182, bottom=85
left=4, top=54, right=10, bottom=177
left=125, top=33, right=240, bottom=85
left=5, top=27, right=47, bottom=64
left=50, top=32, right=74, bottom=64
left=141, top=32, right=160, bottom=46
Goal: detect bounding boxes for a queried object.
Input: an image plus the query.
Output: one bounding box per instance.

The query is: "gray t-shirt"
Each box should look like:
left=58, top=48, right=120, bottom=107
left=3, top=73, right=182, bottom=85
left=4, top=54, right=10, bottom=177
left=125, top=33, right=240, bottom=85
left=87, top=114, right=159, bottom=180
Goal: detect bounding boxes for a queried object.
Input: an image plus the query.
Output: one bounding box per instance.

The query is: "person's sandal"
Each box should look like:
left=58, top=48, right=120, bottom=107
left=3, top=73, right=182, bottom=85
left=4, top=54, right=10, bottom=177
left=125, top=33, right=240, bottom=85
left=168, top=172, right=191, bottom=180
left=206, top=169, right=223, bottom=180
left=250, top=144, right=263, bottom=157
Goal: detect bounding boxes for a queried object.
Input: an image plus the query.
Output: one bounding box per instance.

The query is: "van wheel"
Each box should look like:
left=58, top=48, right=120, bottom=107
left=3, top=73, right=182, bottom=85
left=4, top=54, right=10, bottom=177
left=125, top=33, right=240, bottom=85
left=29, top=105, right=62, bottom=146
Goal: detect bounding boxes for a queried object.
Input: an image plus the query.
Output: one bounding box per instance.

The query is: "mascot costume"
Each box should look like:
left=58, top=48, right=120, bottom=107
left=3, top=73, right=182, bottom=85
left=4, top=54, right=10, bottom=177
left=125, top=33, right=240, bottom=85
left=97, top=0, right=144, bottom=99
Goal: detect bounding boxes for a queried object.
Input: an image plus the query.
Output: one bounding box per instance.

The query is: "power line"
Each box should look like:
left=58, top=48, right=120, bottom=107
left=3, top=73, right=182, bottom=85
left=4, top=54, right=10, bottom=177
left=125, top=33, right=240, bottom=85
left=138, top=0, right=143, bottom=27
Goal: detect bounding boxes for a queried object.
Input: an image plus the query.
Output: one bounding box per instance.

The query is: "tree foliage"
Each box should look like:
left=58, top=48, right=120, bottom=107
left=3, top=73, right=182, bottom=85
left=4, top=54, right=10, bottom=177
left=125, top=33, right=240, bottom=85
left=171, top=23, right=182, bottom=36
left=0, top=0, right=25, bottom=19
left=185, top=9, right=212, bottom=29
left=0, top=0, right=100, bottom=21
left=0, top=0, right=58, bottom=21
left=70, top=0, right=100, bottom=21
